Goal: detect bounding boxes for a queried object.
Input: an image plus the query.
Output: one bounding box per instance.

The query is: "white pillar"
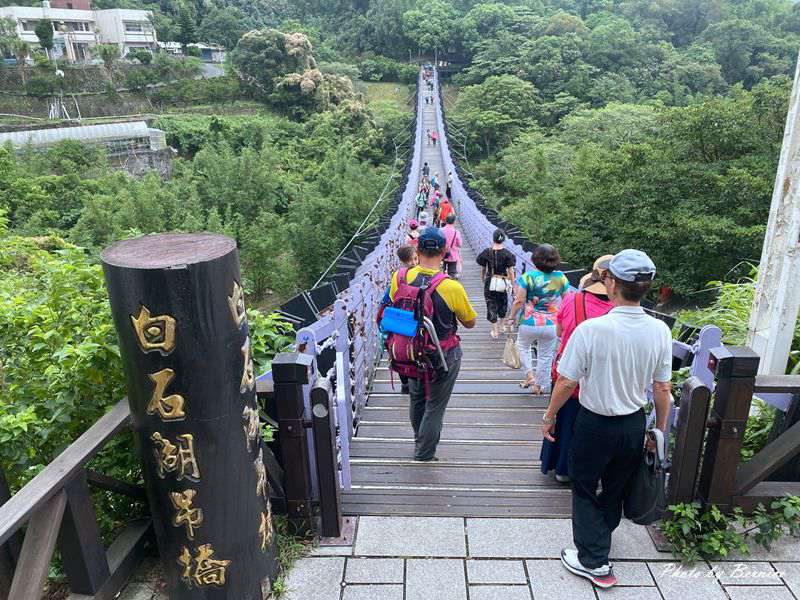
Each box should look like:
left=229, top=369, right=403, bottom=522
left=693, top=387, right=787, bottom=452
left=747, top=51, right=800, bottom=375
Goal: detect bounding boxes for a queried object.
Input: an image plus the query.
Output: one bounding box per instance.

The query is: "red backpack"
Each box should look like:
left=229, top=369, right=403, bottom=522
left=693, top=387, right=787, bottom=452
left=551, top=292, right=587, bottom=399
left=382, top=268, right=459, bottom=389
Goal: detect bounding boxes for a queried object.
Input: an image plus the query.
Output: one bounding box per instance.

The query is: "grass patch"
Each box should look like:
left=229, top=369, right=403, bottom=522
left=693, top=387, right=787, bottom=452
left=360, top=81, right=413, bottom=113
left=271, top=516, right=315, bottom=597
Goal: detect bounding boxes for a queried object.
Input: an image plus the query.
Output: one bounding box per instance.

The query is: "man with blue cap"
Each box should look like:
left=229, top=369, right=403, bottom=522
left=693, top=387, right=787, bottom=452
left=387, top=227, right=477, bottom=461
left=541, top=249, right=672, bottom=589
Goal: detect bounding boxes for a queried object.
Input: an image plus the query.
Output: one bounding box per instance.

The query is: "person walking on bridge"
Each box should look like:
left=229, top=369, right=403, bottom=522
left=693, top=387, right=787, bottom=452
left=476, top=229, right=516, bottom=339
left=388, top=228, right=477, bottom=461
left=509, top=244, right=569, bottom=393
left=441, top=213, right=461, bottom=278
left=544, top=249, right=672, bottom=589
left=540, top=255, right=614, bottom=484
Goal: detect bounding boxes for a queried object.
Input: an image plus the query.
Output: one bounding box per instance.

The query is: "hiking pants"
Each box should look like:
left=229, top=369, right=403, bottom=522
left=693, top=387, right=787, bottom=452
left=517, top=324, right=556, bottom=392
left=569, top=407, right=645, bottom=569
left=444, top=260, right=458, bottom=278
left=408, top=359, right=461, bottom=460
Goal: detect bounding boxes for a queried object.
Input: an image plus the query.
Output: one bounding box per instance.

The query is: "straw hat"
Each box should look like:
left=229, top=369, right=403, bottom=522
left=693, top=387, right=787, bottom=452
left=583, top=255, right=614, bottom=295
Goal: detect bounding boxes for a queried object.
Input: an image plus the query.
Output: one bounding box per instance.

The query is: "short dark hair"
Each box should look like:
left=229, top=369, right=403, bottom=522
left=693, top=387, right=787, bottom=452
left=613, top=276, right=652, bottom=302
left=532, top=244, right=561, bottom=273
left=445, top=213, right=456, bottom=224
left=397, top=244, right=416, bottom=264
left=418, top=246, right=445, bottom=258
left=493, top=228, right=506, bottom=243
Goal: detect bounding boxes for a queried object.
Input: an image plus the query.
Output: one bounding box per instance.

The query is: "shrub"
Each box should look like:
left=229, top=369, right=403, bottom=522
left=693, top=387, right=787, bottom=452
left=24, top=74, right=60, bottom=96
left=186, top=45, right=202, bottom=58
left=358, top=56, right=417, bottom=83
left=124, top=67, right=158, bottom=90
left=128, top=49, right=152, bottom=65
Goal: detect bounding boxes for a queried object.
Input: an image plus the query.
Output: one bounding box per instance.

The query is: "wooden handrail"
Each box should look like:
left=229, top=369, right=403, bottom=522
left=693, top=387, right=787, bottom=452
left=0, top=399, right=130, bottom=546
left=754, top=374, right=800, bottom=394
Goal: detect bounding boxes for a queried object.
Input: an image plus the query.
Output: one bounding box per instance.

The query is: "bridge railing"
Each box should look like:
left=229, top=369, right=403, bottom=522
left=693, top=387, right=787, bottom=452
left=253, top=70, right=425, bottom=535
left=0, top=400, right=151, bottom=600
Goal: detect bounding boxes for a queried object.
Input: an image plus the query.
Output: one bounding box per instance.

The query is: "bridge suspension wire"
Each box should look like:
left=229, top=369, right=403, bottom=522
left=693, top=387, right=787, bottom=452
left=312, top=126, right=412, bottom=288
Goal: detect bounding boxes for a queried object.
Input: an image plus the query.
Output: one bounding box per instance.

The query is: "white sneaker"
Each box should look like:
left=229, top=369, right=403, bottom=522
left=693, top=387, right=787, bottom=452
left=555, top=474, right=570, bottom=484
left=560, top=548, right=617, bottom=589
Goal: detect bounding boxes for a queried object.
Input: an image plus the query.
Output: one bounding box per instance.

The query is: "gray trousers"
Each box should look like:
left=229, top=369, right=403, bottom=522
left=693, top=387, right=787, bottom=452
left=408, top=359, right=461, bottom=460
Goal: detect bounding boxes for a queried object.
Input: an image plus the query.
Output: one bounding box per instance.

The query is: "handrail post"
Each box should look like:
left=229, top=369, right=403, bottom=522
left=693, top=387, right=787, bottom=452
left=698, top=346, right=760, bottom=509
left=102, top=233, right=277, bottom=599
left=667, top=378, right=712, bottom=505
left=57, top=471, right=110, bottom=595
left=272, top=352, right=315, bottom=534
left=310, top=376, right=343, bottom=538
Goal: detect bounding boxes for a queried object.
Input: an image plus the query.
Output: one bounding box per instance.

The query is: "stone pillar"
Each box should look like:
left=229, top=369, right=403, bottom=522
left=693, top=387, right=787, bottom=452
left=101, top=233, right=277, bottom=600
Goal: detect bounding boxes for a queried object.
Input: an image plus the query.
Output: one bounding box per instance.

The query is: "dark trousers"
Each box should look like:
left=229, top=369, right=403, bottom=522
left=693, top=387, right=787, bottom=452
left=483, top=281, right=508, bottom=323
left=444, top=260, right=458, bottom=277
left=408, top=359, right=461, bottom=460
left=569, top=406, right=645, bottom=569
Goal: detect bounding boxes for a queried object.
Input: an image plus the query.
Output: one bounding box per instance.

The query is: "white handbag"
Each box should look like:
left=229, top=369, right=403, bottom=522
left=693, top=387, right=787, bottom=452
left=489, top=275, right=508, bottom=292
left=488, top=249, right=508, bottom=292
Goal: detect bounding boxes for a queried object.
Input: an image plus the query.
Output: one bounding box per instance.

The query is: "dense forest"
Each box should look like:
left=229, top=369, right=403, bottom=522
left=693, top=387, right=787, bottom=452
left=2, top=0, right=800, bottom=553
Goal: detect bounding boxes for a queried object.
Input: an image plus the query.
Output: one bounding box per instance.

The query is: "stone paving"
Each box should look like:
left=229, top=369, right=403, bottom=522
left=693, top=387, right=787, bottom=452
left=285, top=516, right=800, bottom=600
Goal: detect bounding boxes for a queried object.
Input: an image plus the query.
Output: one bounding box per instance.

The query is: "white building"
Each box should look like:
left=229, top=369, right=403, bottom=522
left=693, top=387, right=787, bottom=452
left=0, top=3, right=157, bottom=62
left=93, top=9, right=157, bottom=56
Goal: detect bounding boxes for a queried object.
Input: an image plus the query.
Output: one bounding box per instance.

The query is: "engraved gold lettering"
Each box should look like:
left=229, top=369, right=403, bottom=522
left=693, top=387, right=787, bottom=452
left=240, top=336, right=255, bottom=393
left=259, top=503, right=273, bottom=551
left=242, top=404, right=259, bottom=452
left=228, top=280, right=247, bottom=328
left=152, top=432, right=200, bottom=481
left=170, top=489, right=204, bottom=539
left=130, top=305, right=176, bottom=354
left=177, top=544, right=231, bottom=588
left=254, top=447, right=267, bottom=499
left=146, top=369, right=186, bottom=421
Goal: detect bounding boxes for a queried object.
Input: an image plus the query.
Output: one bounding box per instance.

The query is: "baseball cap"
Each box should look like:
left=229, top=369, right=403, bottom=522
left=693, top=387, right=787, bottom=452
left=409, top=219, right=418, bottom=229
left=417, top=227, right=446, bottom=250
left=609, top=249, right=656, bottom=282
left=583, top=254, right=614, bottom=294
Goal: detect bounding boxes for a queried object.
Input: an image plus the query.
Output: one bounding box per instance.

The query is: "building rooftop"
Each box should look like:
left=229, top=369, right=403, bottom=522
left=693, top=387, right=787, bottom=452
left=0, top=121, right=153, bottom=148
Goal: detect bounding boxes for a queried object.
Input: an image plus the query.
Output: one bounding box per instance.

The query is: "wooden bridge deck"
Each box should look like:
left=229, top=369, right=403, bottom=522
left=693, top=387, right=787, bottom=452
left=342, top=95, right=570, bottom=516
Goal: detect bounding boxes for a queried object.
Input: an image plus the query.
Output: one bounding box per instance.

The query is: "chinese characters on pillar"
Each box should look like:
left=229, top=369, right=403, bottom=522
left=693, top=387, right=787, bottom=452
left=131, top=303, right=230, bottom=587
left=177, top=544, right=231, bottom=587
left=229, top=280, right=274, bottom=554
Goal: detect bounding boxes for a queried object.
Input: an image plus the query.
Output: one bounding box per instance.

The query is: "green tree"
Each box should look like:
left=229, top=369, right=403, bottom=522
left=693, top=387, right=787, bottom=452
left=34, top=18, right=53, bottom=59
left=177, top=3, right=198, bottom=51
left=402, top=0, right=458, bottom=53
left=453, top=74, right=540, bottom=154
left=94, top=43, right=120, bottom=79
left=197, top=6, right=249, bottom=49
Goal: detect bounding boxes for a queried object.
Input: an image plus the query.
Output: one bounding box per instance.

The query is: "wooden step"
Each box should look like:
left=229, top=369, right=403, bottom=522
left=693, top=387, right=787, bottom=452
left=365, top=393, right=547, bottom=408
left=360, top=406, right=543, bottom=425
left=356, top=423, right=541, bottom=442
left=349, top=439, right=542, bottom=461
left=370, top=381, right=533, bottom=395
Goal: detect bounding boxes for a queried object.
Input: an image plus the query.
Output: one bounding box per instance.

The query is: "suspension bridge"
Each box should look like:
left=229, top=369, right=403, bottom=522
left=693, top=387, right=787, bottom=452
left=2, top=67, right=800, bottom=600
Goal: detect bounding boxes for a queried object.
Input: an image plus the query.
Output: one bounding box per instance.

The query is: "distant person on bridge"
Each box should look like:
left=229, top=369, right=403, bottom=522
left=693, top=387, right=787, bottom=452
left=422, top=162, right=430, bottom=178
left=437, top=195, right=454, bottom=228
left=445, top=170, right=453, bottom=200
left=431, top=131, right=438, bottom=146
left=540, top=255, right=614, bottom=484
left=406, top=219, right=420, bottom=246
left=386, top=228, right=477, bottom=462
left=415, top=189, right=428, bottom=219
left=476, top=229, right=516, bottom=340
left=441, top=213, right=461, bottom=278
left=508, top=244, right=569, bottom=393
left=426, top=129, right=432, bottom=145
left=430, top=172, right=438, bottom=189
left=544, top=249, right=671, bottom=590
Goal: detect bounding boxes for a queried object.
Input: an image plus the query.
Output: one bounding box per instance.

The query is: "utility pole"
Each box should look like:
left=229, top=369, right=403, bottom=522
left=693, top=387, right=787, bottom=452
left=747, top=50, right=800, bottom=375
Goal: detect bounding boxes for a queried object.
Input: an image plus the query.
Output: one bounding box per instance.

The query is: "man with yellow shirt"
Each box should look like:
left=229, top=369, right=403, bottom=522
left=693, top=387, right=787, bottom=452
left=389, top=227, right=477, bottom=461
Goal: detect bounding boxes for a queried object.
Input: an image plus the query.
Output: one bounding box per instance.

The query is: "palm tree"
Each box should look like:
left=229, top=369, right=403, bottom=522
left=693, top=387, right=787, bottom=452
left=13, top=38, right=29, bottom=84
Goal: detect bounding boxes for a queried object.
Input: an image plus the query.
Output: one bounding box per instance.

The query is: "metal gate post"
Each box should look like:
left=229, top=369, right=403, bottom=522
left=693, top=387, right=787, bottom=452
left=698, top=346, right=760, bottom=509
left=272, top=352, right=314, bottom=534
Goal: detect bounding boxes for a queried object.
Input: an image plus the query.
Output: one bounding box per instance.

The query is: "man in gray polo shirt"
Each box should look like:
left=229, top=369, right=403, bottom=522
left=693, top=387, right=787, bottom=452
left=542, top=249, right=672, bottom=589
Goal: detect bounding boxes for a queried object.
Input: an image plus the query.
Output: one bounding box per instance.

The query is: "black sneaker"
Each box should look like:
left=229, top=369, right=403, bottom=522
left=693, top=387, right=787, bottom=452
left=413, top=456, right=439, bottom=462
